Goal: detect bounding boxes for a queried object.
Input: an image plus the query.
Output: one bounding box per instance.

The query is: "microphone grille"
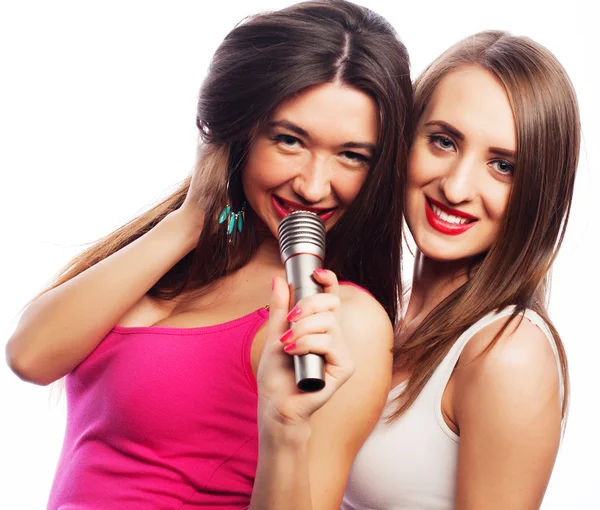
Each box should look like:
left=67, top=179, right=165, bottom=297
left=278, top=211, right=326, bottom=263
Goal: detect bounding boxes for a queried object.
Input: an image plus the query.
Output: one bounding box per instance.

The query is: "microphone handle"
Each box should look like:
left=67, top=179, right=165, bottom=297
left=284, top=253, right=326, bottom=392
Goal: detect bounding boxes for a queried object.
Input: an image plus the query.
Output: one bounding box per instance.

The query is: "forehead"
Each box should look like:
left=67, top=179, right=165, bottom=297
left=424, top=66, right=516, bottom=151
left=271, top=82, right=379, bottom=143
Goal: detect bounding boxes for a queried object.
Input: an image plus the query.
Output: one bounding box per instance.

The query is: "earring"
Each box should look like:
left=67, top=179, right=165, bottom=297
left=218, top=171, right=247, bottom=244
left=218, top=201, right=246, bottom=236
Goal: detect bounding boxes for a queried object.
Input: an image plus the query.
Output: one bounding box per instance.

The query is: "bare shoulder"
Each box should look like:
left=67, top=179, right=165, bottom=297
left=327, top=282, right=393, bottom=415
left=453, top=312, right=563, bottom=507
left=456, top=311, right=561, bottom=425
left=338, top=283, right=394, bottom=352
left=460, top=312, right=559, bottom=381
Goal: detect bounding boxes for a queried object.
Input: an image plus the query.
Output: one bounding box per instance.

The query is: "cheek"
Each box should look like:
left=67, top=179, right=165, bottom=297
left=334, top=171, right=368, bottom=206
left=407, top=143, right=440, bottom=189
left=406, top=145, right=436, bottom=215
left=242, top=143, right=286, bottom=192
left=483, top=185, right=511, bottom=223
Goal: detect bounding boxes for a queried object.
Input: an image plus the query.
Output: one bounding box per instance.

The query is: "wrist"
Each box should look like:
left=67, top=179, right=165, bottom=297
left=259, top=414, right=312, bottom=449
left=166, top=207, right=205, bottom=251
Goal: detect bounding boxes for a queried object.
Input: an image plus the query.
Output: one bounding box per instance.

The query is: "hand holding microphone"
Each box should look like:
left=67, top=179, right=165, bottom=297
left=278, top=211, right=327, bottom=392
left=256, top=211, right=355, bottom=426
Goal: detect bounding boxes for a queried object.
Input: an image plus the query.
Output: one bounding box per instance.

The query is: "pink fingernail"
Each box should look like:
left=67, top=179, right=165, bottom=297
left=286, top=306, right=302, bottom=322
left=283, top=342, right=296, bottom=352
left=279, top=329, right=293, bottom=343
left=313, top=269, right=327, bottom=276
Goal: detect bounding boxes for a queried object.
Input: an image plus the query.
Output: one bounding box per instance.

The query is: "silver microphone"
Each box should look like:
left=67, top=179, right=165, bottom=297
left=278, top=211, right=326, bottom=392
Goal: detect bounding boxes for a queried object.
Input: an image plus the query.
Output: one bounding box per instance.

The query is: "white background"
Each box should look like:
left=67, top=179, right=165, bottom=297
left=0, top=1, right=597, bottom=508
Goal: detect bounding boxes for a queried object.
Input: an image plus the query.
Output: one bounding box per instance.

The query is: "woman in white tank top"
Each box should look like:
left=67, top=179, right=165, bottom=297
left=342, top=31, right=580, bottom=510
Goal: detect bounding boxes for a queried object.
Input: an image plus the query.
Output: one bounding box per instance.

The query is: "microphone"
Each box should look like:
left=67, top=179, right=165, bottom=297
left=278, top=211, right=326, bottom=392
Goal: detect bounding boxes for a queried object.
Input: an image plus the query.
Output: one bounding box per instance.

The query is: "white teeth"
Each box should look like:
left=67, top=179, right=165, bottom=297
left=430, top=202, right=470, bottom=225
left=281, top=200, right=329, bottom=215
left=277, top=196, right=332, bottom=216
left=280, top=201, right=297, bottom=213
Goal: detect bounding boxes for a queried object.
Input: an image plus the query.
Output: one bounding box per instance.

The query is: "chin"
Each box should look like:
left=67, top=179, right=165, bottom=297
left=414, top=234, right=468, bottom=262
left=418, top=239, right=490, bottom=265
left=420, top=248, right=465, bottom=262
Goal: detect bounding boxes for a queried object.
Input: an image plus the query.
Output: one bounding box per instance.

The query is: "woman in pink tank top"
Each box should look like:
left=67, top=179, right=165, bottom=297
left=6, top=1, right=413, bottom=508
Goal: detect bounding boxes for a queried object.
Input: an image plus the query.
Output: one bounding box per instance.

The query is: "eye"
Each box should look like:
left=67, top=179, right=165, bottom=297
left=271, top=134, right=302, bottom=148
left=427, top=134, right=456, bottom=152
left=489, top=159, right=514, bottom=175
left=341, top=151, right=370, bottom=166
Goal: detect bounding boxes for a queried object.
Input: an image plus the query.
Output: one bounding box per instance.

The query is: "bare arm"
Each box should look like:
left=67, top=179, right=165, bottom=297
left=307, top=286, right=392, bottom=507
left=251, top=273, right=393, bottom=509
left=454, top=316, right=562, bottom=510
left=6, top=206, right=203, bottom=385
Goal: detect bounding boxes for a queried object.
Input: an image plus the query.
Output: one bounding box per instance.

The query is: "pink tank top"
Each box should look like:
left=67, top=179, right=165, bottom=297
left=47, top=306, right=269, bottom=509
left=47, top=282, right=371, bottom=509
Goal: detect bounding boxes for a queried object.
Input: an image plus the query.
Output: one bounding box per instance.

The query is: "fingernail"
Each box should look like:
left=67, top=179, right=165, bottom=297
left=283, top=342, right=296, bottom=352
left=286, top=306, right=302, bottom=322
left=313, top=269, right=327, bottom=277
left=279, top=329, right=293, bottom=343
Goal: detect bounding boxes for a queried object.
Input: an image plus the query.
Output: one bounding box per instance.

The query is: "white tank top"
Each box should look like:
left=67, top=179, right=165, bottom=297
left=342, top=307, right=563, bottom=510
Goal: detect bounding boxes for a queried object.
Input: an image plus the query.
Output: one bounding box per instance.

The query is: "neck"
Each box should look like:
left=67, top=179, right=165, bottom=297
left=252, top=236, right=283, bottom=270
left=404, top=251, right=473, bottom=326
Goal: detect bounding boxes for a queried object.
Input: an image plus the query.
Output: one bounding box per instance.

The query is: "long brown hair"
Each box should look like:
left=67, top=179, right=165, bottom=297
left=390, top=31, right=580, bottom=420
left=43, top=0, right=413, bottom=322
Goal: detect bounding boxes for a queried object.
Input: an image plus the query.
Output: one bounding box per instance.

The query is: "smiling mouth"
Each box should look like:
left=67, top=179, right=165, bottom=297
left=424, top=197, right=477, bottom=235
left=427, top=198, right=476, bottom=225
left=272, top=195, right=336, bottom=221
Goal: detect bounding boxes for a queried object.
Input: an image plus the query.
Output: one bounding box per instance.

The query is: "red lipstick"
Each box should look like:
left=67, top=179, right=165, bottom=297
left=427, top=196, right=477, bottom=220
left=271, top=195, right=336, bottom=222
left=424, top=196, right=477, bottom=236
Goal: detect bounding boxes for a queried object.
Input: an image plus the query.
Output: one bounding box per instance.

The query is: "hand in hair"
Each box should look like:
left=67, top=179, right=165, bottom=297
left=5, top=211, right=200, bottom=385
left=178, top=145, right=227, bottom=232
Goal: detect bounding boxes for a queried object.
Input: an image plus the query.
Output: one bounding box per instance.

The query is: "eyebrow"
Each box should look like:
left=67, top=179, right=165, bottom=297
left=268, top=120, right=309, bottom=138
left=267, top=120, right=376, bottom=153
left=489, top=147, right=516, bottom=159
left=424, top=120, right=516, bottom=159
left=424, top=120, right=464, bottom=141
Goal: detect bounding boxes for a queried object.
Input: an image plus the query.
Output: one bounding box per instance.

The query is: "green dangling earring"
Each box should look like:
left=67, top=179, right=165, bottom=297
left=218, top=201, right=246, bottom=240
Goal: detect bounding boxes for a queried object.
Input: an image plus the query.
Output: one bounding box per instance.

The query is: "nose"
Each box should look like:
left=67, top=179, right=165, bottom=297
left=291, top=154, right=333, bottom=204
left=439, top=153, right=478, bottom=205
